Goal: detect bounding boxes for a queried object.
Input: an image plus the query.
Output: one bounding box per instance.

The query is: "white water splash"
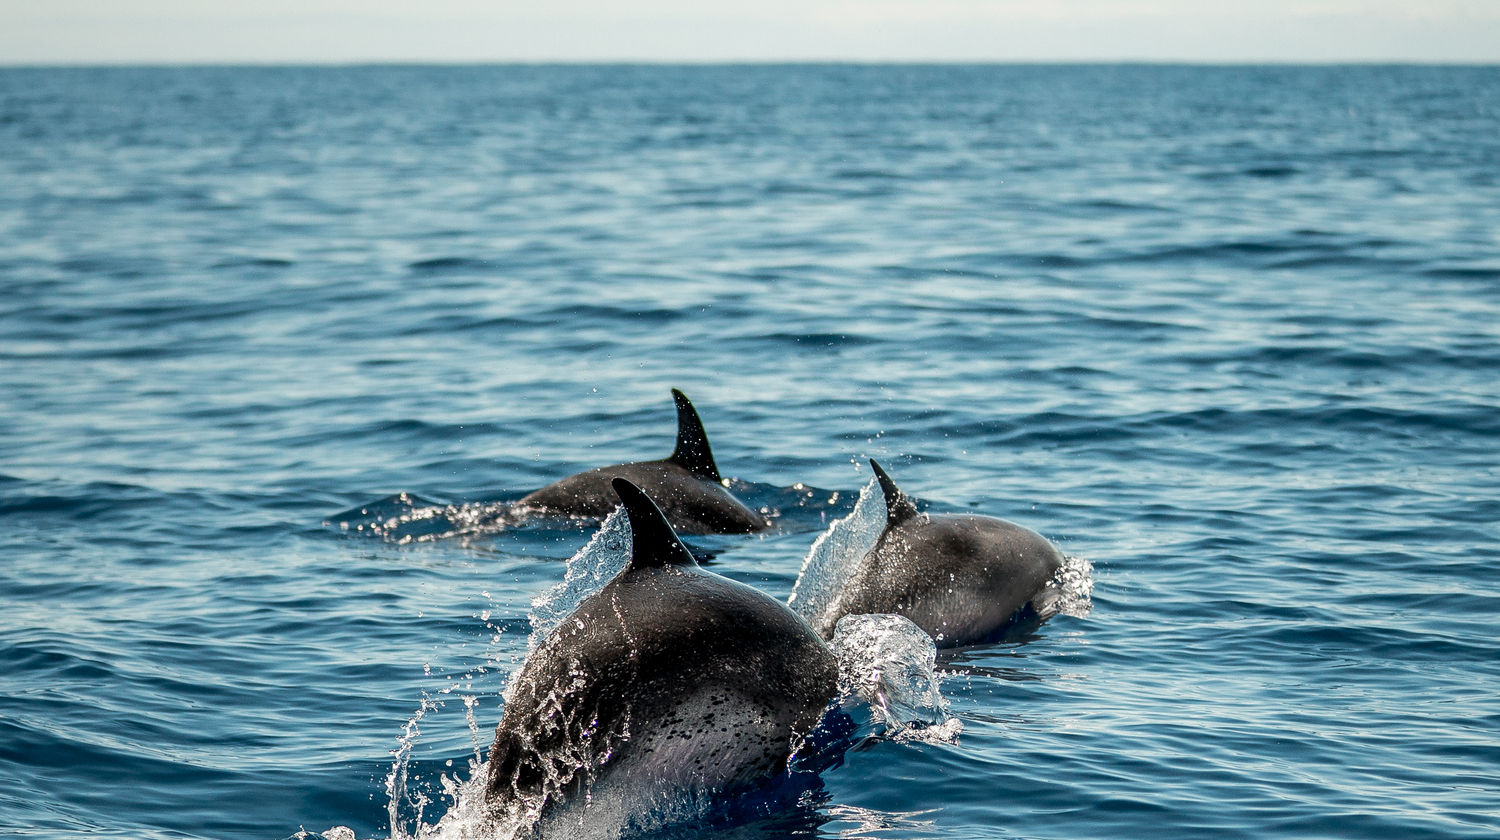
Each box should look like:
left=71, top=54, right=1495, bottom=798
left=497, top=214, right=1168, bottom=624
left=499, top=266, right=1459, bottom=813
left=333, top=494, right=524, bottom=544
left=525, top=506, right=630, bottom=644
left=384, top=682, right=497, bottom=840
left=290, top=827, right=355, bottom=840
left=787, top=478, right=883, bottom=626
left=830, top=613, right=962, bottom=744
left=415, top=762, right=524, bottom=840
left=1033, top=553, right=1095, bottom=621
left=820, top=803, right=942, bottom=835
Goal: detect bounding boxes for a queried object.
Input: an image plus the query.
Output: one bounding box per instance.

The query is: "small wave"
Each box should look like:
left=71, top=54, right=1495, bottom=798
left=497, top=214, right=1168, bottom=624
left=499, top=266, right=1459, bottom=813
left=1265, top=254, right=1397, bottom=271
left=1234, top=343, right=1489, bottom=370
left=1073, top=198, right=1170, bottom=214
left=55, top=255, right=168, bottom=278
left=1148, top=404, right=1500, bottom=438
left=1242, top=165, right=1301, bottom=178
left=535, top=302, right=687, bottom=325
left=0, top=478, right=178, bottom=522
left=832, top=167, right=905, bottom=181
left=1, top=638, right=116, bottom=685
left=1422, top=265, right=1500, bottom=281
left=211, top=256, right=294, bottom=269
left=407, top=257, right=492, bottom=273
left=395, top=313, right=536, bottom=336
left=958, top=235, right=1421, bottom=272
left=757, top=332, right=881, bottom=349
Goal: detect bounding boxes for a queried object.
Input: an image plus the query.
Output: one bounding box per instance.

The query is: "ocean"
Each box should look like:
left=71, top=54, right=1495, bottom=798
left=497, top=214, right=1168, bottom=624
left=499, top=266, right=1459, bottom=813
left=1, top=64, right=1498, bottom=839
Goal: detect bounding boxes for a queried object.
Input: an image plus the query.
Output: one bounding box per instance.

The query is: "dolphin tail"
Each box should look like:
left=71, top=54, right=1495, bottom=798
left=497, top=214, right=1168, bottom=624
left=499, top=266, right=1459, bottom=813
left=668, top=388, right=723, bottom=483
left=869, top=459, right=920, bottom=526
left=612, top=477, right=700, bottom=569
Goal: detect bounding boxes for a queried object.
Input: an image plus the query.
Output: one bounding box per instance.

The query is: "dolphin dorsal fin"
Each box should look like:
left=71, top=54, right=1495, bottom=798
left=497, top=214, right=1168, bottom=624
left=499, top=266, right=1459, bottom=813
left=612, top=478, right=699, bottom=570
left=869, top=459, right=920, bottom=526
left=667, top=389, right=722, bottom=483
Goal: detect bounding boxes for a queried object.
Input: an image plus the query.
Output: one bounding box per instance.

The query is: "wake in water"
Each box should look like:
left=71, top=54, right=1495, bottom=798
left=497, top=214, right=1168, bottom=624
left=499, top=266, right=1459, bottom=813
left=329, top=493, right=528, bottom=543
left=327, top=480, right=847, bottom=545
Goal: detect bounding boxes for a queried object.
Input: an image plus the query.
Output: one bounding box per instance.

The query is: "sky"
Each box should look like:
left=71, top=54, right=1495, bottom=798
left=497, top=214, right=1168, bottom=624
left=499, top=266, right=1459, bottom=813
left=2, top=0, right=1499, bottom=65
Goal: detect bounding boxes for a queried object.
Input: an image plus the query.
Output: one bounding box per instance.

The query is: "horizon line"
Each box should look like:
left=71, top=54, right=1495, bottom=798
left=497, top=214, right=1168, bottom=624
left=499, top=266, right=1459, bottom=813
left=5, top=57, right=1500, bottom=69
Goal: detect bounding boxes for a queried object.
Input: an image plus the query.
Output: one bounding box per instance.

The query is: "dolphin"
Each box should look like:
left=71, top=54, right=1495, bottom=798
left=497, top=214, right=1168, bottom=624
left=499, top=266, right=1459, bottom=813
left=517, top=389, right=770, bottom=535
left=809, top=460, right=1065, bottom=648
left=483, top=478, right=838, bottom=826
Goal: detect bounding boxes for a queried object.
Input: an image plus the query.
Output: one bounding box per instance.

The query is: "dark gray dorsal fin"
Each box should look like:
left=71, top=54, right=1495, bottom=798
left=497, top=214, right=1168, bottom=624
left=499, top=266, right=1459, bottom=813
left=869, top=459, right=920, bottom=526
left=667, top=389, right=722, bottom=483
left=612, top=478, right=699, bottom=570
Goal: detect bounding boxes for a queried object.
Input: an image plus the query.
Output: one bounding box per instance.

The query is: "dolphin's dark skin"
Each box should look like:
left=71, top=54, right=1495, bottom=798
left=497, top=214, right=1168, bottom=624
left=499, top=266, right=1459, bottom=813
left=484, top=478, right=838, bottom=825
left=517, top=389, right=769, bottom=535
left=811, top=460, right=1064, bottom=648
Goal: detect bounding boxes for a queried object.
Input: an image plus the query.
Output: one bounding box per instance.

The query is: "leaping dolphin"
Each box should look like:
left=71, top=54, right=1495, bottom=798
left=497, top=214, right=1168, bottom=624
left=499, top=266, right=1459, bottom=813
left=809, top=459, right=1064, bottom=648
left=484, top=478, right=838, bottom=827
left=517, top=389, right=770, bottom=534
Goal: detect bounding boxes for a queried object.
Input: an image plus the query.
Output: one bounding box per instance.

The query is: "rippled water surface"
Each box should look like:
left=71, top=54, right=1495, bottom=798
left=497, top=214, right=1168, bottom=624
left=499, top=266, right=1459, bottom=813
left=2, top=64, right=1499, bottom=839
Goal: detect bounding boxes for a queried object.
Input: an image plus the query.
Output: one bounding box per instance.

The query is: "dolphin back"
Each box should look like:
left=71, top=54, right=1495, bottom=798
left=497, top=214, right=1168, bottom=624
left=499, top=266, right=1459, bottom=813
left=515, top=390, right=768, bottom=534
left=819, top=463, right=1065, bottom=647
left=483, top=481, right=836, bottom=824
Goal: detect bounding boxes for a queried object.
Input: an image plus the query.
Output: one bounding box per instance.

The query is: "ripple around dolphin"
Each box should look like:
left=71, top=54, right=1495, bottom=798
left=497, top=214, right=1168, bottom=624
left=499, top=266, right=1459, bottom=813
left=330, top=479, right=858, bottom=546
left=378, top=496, right=989, bottom=839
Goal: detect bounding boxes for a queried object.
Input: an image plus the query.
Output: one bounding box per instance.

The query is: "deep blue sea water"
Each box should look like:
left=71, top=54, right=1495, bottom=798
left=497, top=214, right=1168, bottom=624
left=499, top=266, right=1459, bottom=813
left=2, top=64, right=1499, bottom=839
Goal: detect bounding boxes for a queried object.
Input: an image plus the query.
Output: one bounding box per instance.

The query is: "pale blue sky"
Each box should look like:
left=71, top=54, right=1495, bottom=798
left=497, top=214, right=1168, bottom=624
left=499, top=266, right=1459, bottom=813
left=3, top=0, right=1499, bottom=64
